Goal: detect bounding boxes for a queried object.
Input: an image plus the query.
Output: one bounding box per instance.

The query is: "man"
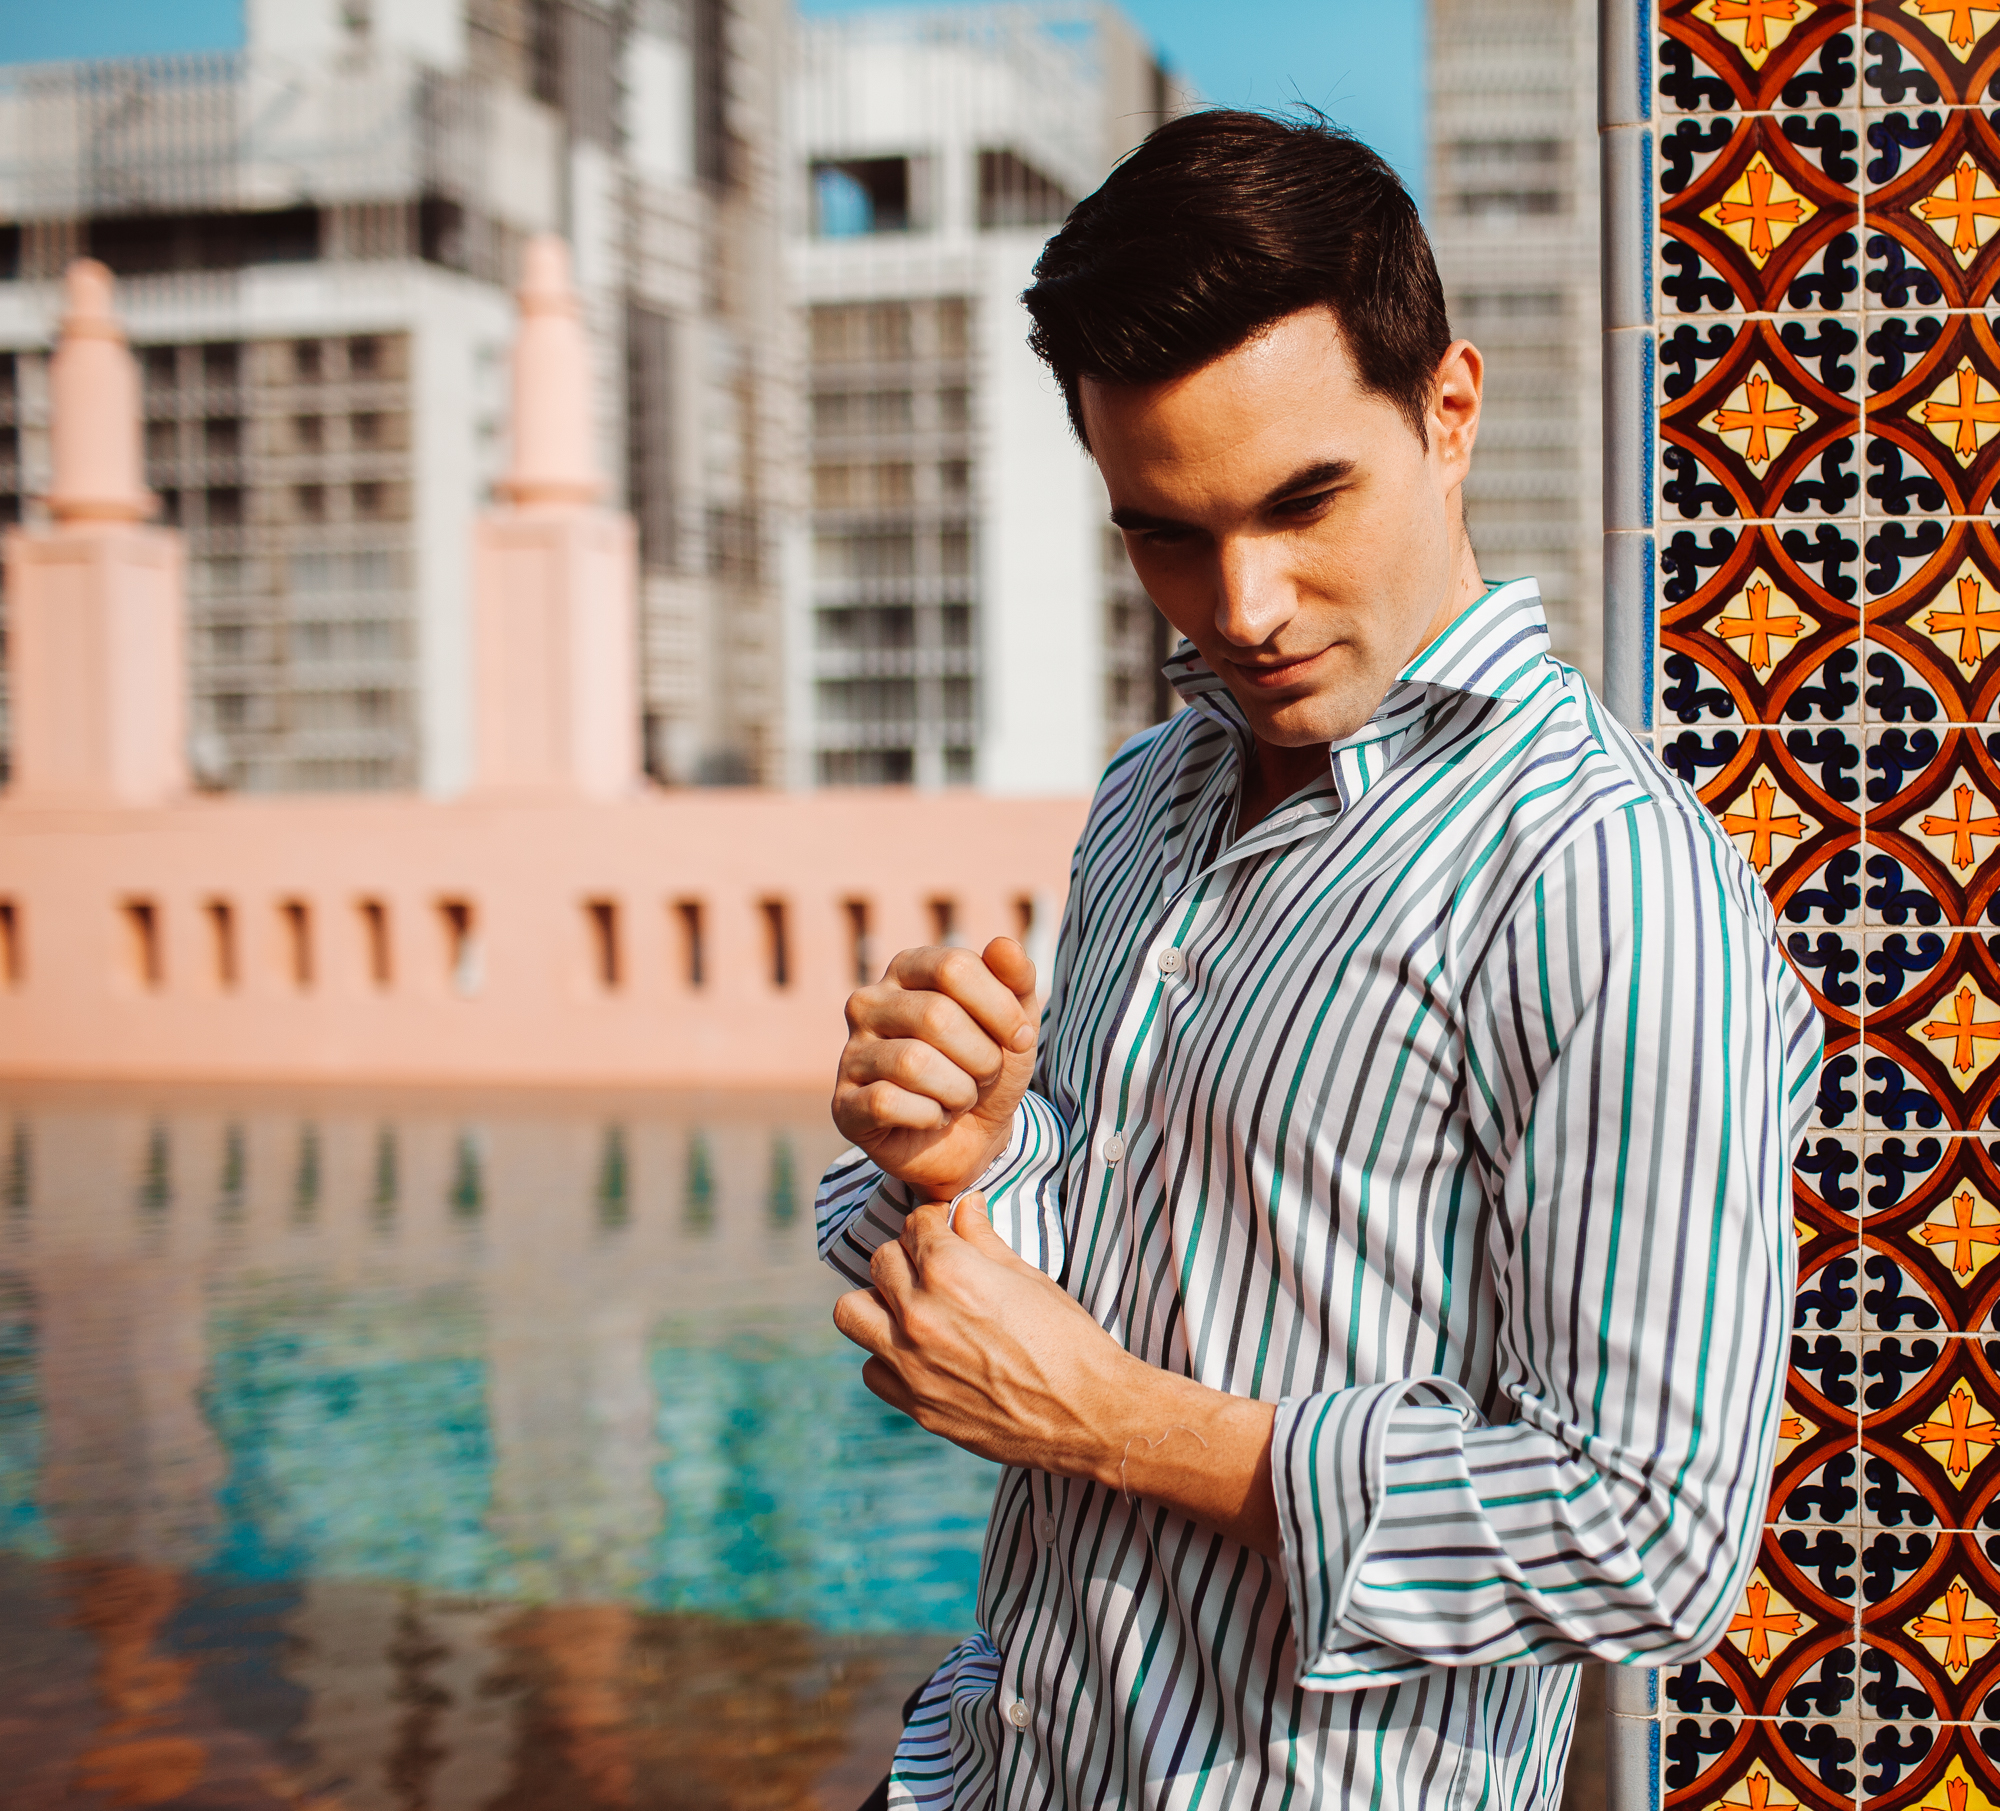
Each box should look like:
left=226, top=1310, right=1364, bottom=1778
left=817, top=111, right=1821, bottom=1809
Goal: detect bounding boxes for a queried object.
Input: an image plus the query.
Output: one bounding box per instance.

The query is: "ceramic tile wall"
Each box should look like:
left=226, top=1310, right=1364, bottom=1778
left=1608, top=3, right=2000, bottom=1806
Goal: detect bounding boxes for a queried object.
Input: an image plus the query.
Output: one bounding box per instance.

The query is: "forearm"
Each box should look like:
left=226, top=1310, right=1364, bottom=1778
left=1073, top=1357, right=1281, bottom=1560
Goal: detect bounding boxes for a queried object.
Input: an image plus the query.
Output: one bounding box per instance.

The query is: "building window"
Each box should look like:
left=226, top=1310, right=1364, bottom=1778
left=928, top=897, right=957, bottom=948
left=812, top=157, right=918, bottom=236
left=761, top=899, right=790, bottom=989
left=359, top=898, right=391, bottom=988
left=206, top=899, right=237, bottom=989
left=439, top=899, right=479, bottom=995
left=0, top=900, right=19, bottom=986
left=294, top=340, right=323, bottom=381
left=123, top=899, right=163, bottom=990
left=585, top=899, right=621, bottom=990
left=844, top=898, right=872, bottom=986
left=976, top=148, right=1073, bottom=231
left=675, top=900, right=706, bottom=989
left=280, top=899, right=313, bottom=989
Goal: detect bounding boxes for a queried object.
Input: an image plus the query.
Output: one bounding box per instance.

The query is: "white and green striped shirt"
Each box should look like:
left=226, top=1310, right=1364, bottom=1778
left=817, top=578, right=1822, bottom=1810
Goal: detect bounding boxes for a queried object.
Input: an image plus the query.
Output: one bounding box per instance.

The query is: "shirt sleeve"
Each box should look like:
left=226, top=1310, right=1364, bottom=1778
left=814, top=1088, right=1072, bottom=1287
left=1270, top=799, right=1824, bottom=1688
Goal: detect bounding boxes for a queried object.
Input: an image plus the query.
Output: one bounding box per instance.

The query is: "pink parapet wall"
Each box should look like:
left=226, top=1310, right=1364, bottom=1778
left=0, top=790, right=1087, bottom=1088
left=0, top=252, right=1088, bottom=1088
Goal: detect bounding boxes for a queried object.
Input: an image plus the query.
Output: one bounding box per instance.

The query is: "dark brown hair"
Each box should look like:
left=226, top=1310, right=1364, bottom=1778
left=1023, top=109, right=1451, bottom=446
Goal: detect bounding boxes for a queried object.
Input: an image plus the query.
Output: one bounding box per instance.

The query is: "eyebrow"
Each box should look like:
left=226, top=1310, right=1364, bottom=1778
left=1107, top=458, right=1357, bottom=533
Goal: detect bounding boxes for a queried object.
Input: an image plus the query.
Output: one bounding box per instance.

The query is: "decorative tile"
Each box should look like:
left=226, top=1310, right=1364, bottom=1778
left=1820, top=1035, right=1868, bottom=1130
left=1662, top=0, right=1862, bottom=114
left=1865, top=1526, right=2000, bottom=1717
left=1862, top=1719, right=2000, bottom=1807
left=1661, top=727, right=1863, bottom=921
left=1777, top=1332, right=1864, bottom=1525
left=1661, top=521, right=1863, bottom=726
left=1865, top=313, right=2000, bottom=521
left=1862, top=1137, right=2000, bottom=1332
left=1862, top=1336, right=2000, bottom=1529
left=1663, top=317, right=1863, bottom=520
left=1791, top=926, right=1869, bottom=1034
left=1662, top=112, right=1862, bottom=314
left=1863, top=0, right=2000, bottom=109
left=1665, top=1710, right=1858, bottom=1810
left=1863, top=932, right=2000, bottom=1129
left=1867, top=729, right=2000, bottom=921
left=1866, top=521, right=2000, bottom=727
left=1677, top=1525, right=1861, bottom=1720
left=1803, top=1130, right=1869, bottom=1221
left=1866, top=104, right=2000, bottom=309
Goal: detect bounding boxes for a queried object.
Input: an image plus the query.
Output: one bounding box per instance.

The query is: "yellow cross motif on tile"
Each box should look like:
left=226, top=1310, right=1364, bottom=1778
left=1910, top=1579, right=2000, bottom=1676
left=1907, top=1380, right=2000, bottom=1479
left=1693, top=0, right=1812, bottom=67
left=1724, top=1571, right=1806, bottom=1673
left=1701, top=155, right=1817, bottom=267
left=1718, top=770, right=1813, bottom=871
left=1709, top=365, right=1813, bottom=470
left=1924, top=566, right=2000, bottom=675
left=1923, top=359, right=2000, bottom=464
left=1918, top=782, right=2000, bottom=873
left=1917, top=1187, right=2000, bottom=1277
left=1920, top=982, right=2000, bottom=1083
left=1902, top=0, right=2000, bottom=59
left=1708, top=578, right=1812, bottom=673
left=1704, top=1769, right=1804, bottom=1811
left=1918, top=155, right=2000, bottom=267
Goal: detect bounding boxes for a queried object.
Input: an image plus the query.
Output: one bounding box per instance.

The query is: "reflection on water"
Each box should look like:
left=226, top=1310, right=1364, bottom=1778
left=0, top=1084, right=987, bottom=1808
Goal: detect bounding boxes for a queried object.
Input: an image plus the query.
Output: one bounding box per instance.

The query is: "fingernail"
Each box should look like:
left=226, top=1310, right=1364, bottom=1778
left=1011, top=1026, right=1035, bottom=1051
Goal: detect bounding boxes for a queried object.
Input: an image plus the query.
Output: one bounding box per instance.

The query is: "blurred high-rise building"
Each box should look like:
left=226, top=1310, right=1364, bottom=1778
left=1427, top=0, right=1602, bottom=684
left=0, top=0, right=790, bottom=793
left=788, top=4, right=1191, bottom=794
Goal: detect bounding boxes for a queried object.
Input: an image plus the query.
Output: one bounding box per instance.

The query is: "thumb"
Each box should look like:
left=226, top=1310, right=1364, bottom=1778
left=949, top=1190, right=1024, bottom=1266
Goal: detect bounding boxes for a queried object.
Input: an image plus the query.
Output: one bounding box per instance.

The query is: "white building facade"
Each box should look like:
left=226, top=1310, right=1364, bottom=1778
left=787, top=5, right=1189, bottom=795
left=0, top=0, right=792, bottom=794
left=1427, top=0, right=1603, bottom=685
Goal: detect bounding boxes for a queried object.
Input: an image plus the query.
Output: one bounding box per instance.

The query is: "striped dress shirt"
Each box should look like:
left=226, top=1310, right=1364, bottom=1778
left=816, top=578, right=1823, bottom=1810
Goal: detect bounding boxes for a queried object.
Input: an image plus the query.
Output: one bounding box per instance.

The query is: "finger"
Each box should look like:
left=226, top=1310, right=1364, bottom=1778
left=899, top=1198, right=955, bottom=1268
left=982, top=936, right=1039, bottom=1012
left=832, top=1285, right=897, bottom=1353
left=891, top=946, right=1036, bottom=1057
left=870, top=1234, right=916, bottom=1302
left=861, top=1354, right=918, bottom=1416
left=942, top=1191, right=1036, bottom=1273
left=843, top=1034, right=982, bottom=1113
left=834, top=1078, right=949, bottom=1140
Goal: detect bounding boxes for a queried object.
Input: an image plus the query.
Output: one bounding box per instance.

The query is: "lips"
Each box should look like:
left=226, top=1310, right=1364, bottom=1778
left=1228, top=647, right=1331, bottom=689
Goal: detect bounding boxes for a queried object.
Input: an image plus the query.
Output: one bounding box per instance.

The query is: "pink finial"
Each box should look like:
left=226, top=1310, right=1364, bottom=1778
left=46, top=260, right=152, bottom=526
left=500, top=235, right=604, bottom=511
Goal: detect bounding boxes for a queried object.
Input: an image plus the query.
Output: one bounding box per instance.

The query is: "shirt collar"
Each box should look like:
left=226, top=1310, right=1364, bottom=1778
left=1157, top=578, right=1555, bottom=838
left=1161, top=577, right=1553, bottom=718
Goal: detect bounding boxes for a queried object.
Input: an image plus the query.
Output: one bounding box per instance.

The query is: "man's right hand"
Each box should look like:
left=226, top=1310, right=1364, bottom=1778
left=832, top=936, right=1039, bottom=1200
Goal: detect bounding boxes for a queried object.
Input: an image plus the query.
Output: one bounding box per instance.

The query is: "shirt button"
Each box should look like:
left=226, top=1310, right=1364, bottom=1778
left=1036, top=1511, right=1058, bottom=1544
left=1007, top=1697, right=1031, bottom=1730
left=1100, top=1132, right=1125, bottom=1164
left=1157, top=947, right=1184, bottom=975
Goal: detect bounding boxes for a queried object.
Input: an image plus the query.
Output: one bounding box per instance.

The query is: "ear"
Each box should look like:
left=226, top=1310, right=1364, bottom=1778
left=1429, top=340, right=1484, bottom=490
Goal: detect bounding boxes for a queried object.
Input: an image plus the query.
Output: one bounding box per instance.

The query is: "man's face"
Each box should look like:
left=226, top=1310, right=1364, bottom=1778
left=1081, top=307, right=1484, bottom=750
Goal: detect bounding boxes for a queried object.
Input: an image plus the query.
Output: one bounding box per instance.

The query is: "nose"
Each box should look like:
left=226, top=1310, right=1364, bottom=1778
left=1213, top=534, right=1298, bottom=649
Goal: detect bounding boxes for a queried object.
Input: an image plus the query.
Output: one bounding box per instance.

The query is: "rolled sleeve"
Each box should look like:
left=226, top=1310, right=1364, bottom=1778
left=814, top=1088, right=1072, bottom=1286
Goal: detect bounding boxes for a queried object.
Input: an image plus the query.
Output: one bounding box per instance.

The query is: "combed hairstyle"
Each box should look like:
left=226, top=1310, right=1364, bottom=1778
left=1023, top=109, right=1452, bottom=448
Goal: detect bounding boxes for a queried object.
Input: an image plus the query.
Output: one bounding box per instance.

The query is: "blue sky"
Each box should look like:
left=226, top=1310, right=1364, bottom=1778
left=1, top=1, right=1425, bottom=200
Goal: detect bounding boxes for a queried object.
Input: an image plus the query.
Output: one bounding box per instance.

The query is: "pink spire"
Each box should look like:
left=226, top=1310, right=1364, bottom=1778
left=499, top=235, right=605, bottom=511
left=46, top=260, right=152, bottom=526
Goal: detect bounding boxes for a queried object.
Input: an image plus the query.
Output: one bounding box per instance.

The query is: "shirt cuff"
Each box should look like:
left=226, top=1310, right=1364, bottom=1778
left=1270, top=1377, right=1481, bottom=1691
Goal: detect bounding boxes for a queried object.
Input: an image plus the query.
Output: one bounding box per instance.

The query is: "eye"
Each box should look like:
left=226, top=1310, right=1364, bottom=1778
left=1272, top=488, right=1337, bottom=521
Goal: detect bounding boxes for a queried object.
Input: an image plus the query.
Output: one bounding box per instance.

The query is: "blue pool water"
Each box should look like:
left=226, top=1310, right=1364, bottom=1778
left=0, top=1086, right=989, bottom=1807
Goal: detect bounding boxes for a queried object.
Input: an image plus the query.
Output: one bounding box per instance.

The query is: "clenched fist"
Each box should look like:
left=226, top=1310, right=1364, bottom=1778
left=831, top=936, right=1038, bottom=1200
